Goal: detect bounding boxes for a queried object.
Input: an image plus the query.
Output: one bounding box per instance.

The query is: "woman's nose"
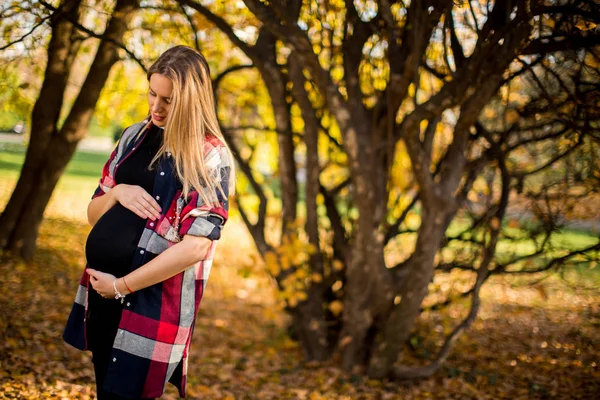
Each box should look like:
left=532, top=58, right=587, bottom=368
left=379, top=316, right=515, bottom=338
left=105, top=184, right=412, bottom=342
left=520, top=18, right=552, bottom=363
left=151, top=101, right=163, bottom=113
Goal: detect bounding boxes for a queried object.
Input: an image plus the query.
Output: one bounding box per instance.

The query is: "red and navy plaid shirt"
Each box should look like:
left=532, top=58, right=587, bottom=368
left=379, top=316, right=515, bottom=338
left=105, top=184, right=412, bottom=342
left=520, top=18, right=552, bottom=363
left=63, top=119, right=231, bottom=398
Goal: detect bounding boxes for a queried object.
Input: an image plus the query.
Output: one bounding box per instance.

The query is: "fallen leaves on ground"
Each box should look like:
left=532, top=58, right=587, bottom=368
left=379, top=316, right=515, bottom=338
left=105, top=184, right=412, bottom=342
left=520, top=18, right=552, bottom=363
left=0, top=216, right=598, bottom=399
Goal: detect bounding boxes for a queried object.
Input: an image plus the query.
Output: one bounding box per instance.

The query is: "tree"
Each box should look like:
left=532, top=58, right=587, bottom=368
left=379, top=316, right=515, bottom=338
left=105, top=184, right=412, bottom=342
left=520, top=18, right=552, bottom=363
left=0, top=0, right=140, bottom=259
left=176, top=0, right=600, bottom=379
left=2, top=0, right=598, bottom=380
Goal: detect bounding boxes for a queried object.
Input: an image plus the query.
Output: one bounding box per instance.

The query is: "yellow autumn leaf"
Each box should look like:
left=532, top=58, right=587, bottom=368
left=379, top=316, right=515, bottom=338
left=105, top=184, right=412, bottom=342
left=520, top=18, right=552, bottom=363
left=576, top=20, right=597, bottom=31
left=328, top=300, right=344, bottom=316
left=332, top=260, right=344, bottom=271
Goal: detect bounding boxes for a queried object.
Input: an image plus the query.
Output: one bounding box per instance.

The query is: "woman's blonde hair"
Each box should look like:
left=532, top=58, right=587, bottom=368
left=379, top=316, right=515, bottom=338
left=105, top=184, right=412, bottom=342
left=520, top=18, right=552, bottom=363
left=146, top=45, right=235, bottom=206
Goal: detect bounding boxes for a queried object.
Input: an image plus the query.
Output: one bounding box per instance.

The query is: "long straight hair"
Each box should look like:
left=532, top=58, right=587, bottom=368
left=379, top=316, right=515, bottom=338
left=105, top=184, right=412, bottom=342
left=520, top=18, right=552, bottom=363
left=146, top=45, right=235, bottom=206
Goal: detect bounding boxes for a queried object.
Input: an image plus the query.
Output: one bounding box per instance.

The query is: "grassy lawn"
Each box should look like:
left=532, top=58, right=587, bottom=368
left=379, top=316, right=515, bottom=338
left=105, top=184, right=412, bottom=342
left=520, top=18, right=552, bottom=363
left=0, top=144, right=598, bottom=399
left=0, top=143, right=109, bottom=220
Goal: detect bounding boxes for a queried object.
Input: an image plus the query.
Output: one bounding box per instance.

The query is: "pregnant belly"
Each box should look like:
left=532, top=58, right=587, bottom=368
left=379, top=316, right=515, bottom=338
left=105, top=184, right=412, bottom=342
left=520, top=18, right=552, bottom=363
left=85, top=204, right=147, bottom=276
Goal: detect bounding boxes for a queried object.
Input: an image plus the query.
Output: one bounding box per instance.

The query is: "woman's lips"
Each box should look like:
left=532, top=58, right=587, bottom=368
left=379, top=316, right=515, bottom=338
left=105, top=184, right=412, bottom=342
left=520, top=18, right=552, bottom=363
left=152, top=114, right=165, bottom=121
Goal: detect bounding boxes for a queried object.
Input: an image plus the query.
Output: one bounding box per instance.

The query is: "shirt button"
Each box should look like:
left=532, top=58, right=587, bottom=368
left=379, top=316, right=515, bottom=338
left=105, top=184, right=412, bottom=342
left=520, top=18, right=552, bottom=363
left=160, top=172, right=165, bottom=176
left=126, top=302, right=131, bottom=307
left=113, top=357, right=117, bottom=362
left=149, top=222, right=154, bottom=227
left=156, top=196, right=160, bottom=200
left=140, top=250, right=145, bottom=254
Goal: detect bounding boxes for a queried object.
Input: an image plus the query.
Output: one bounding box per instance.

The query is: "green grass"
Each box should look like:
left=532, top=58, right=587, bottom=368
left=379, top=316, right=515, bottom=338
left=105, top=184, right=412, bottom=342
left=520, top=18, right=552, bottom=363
left=439, top=215, right=599, bottom=279
left=0, top=143, right=108, bottom=218
left=0, top=142, right=109, bottom=181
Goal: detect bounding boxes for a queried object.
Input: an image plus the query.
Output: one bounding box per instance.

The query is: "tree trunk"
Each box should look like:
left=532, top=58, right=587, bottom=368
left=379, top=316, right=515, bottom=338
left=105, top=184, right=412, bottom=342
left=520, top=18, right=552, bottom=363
left=254, top=33, right=298, bottom=235
left=6, top=137, right=81, bottom=257
left=367, top=205, right=450, bottom=378
left=338, top=126, right=395, bottom=370
left=0, top=0, right=139, bottom=260
left=288, top=54, right=329, bottom=361
left=0, top=0, right=82, bottom=255
left=192, top=0, right=585, bottom=382
left=255, top=34, right=330, bottom=361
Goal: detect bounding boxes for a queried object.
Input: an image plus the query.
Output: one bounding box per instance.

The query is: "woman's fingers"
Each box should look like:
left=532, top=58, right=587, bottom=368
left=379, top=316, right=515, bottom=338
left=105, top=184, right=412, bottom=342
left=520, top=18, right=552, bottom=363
left=129, top=203, right=152, bottom=220
left=117, top=186, right=162, bottom=220
left=141, top=191, right=161, bottom=211
left=86, top=269, right=116, bottom=298
left=143, top=196, right=162, bottom=218
left=129, top=200, right=157, bottom=221
left=136, top=203, right=157, bottom=221
left=133, top=200, right=155, bottom=220
left=138, top=197, right=161, bottom=220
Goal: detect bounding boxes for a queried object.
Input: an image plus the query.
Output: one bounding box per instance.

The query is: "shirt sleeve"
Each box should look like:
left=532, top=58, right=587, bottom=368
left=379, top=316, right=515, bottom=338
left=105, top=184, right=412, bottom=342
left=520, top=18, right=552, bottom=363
left=91, top=145, right=119, bottom=200
left=178, top=144, right=231, bottom=241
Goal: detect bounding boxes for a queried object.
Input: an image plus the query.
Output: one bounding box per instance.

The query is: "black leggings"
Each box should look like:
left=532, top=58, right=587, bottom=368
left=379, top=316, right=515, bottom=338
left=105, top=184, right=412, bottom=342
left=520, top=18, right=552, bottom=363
left=88, top=291, right=155, bottom=400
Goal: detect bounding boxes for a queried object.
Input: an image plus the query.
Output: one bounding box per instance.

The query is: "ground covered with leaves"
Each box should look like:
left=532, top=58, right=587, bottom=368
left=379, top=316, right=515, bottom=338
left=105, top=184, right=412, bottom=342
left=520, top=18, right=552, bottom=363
left=0, top=214, right=597, bottom=400
left=0, top=167, right=598, bottom=399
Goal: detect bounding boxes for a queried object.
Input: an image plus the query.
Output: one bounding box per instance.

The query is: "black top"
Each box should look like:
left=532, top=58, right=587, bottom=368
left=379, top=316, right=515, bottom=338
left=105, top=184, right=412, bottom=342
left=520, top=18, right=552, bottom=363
left=85, top=124, right=163, bottom=277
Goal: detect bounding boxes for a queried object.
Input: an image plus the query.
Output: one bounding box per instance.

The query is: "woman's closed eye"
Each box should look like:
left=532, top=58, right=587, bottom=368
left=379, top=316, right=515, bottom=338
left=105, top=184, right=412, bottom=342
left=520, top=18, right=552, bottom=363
left=149, top=90, right=171, bottom=104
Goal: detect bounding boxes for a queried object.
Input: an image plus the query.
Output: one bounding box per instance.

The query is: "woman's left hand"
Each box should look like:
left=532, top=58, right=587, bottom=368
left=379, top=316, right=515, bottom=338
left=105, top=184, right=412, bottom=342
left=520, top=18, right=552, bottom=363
left=87, top=268, right=117, bottom=299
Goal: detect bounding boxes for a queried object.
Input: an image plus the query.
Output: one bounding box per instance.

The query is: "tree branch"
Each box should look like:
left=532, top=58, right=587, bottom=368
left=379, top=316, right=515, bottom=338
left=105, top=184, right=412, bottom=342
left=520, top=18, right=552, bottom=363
left=499, top=241, right=600, bottom=275
left=213, top=63, right=254, bottom=95
left=178, top=3, right=200, bottom=51
left=242, top=0, right=351, bottom=133
left=39, top=0, right=146, bottom=72
left=221, top=127, right=268, bottom=237
left=0, top=12, right=52, bottom=51
left=522, top=33, right=600, bottom=55
left=178, top=0, right=254, bottom=57
left=393, top=138, right=511, bottom=379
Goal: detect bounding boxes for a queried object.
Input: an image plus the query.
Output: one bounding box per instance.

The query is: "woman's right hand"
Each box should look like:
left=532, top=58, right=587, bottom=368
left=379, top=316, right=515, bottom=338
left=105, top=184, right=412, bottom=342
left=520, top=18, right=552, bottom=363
left=114, top=184, right=162, bottom=220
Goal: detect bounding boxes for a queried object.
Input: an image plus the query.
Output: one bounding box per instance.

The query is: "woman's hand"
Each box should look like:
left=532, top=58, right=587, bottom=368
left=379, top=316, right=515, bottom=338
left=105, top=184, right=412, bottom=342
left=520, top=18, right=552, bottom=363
left=114, top=184, right=162, bottom=220
left=87, top=269, right=118, bottom=299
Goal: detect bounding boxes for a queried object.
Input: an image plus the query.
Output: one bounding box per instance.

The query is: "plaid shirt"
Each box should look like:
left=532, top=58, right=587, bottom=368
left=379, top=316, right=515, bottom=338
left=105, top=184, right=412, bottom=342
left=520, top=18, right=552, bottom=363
left=63, top=119, right=231, bottom=398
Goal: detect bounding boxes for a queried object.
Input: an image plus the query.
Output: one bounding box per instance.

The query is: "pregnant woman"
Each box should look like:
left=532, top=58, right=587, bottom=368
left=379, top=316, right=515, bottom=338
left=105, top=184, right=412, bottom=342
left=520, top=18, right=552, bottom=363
left=63, top=45, right=235, bottom=400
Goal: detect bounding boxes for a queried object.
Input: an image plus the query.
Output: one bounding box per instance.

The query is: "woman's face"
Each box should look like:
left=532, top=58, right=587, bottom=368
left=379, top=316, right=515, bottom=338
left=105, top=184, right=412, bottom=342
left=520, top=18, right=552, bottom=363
left=148, top=73, right=173, bottom=127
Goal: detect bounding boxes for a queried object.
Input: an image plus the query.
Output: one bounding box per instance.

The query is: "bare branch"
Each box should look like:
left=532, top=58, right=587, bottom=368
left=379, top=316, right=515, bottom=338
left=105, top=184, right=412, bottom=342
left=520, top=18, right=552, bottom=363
left=447, top=10, right=465, bottom=70
left=523, top=33, right=600, bottom=55
left=178, top=0, right=254, bottom=58
left=178, top=3, right=200, bottom=51
left=213, top=63, right=254, bottom=94
left=467, top=1, right=480, bottom=34
left=221, top=128, right=268, bottom=237
left=319, top=183, right=350, bottom=263
left=242, top=0, right=351, bottom=132
left=384, top=192, right=419, bottom=244
left=0, top=13, right=52, bottom=51
left=499, top=241, right=600, bottom=275
left=512, top=137, right=585, bottom=179
left=38, top=0, right=147, bottom=72
left=394, top=140, right=511, bottom=379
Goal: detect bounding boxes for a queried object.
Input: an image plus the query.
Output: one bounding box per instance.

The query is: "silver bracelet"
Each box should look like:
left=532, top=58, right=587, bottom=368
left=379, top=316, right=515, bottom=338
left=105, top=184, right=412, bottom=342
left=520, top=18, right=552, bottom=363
left=113, top=279, right=126, bottom=304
